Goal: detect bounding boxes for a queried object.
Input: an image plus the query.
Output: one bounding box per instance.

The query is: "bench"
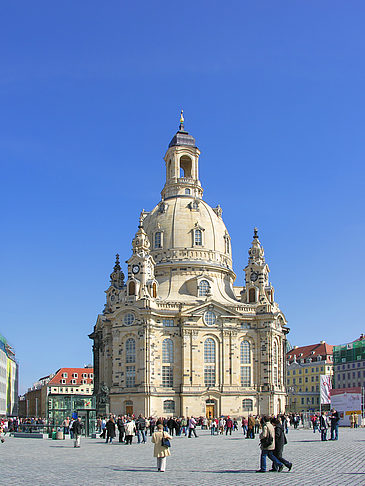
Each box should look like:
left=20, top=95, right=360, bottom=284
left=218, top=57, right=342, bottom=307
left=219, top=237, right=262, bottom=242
left=13, top=432, right=44, bottom=439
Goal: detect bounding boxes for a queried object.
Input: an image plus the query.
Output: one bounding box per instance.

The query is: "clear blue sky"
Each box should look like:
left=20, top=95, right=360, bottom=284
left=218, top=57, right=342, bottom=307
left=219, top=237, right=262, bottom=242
left=1, top=1, right=364, bottom=393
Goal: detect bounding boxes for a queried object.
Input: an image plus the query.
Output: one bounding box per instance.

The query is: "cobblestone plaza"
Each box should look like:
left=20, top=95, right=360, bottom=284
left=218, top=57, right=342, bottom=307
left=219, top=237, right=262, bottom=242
left=3, top=427, right=365, bottom=485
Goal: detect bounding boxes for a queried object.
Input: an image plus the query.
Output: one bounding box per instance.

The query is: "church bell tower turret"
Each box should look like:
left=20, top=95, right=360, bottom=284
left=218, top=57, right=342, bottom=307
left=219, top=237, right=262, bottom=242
left=161, top=111, right=203, bottom=200
left=242, top=228, right=275, bottom=305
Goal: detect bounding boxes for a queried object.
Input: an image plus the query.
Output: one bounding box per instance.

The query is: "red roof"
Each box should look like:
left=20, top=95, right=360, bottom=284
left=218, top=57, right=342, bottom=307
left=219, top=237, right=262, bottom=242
left=48, top=367, right=94, bottom=386
left=286, top=342, right=333, bottom=364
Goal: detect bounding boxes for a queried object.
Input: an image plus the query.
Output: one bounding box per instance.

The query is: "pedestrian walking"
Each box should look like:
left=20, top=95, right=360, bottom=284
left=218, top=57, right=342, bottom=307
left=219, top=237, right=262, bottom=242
left=188, top=416, right=198, bottom=438
left=256, top=416, right=284, bottom=473
left=241, top=416, right=247, bottom=435
left=271, top=418, right=292, bottom=472
left=225, top=416, right=233, bottom=435
left=105, top=417, right=116, bottom=443
left=71, top=417, right=83, bottom=448
left=136, top=414, right=147, bottom=443
left=117, top=415, right=125, bottom=442
left=151, top=424, right=172, bottom=472
left=124, top=418, right=136, bottom=445
left=330, top=409, right=340, bottom=440
left=100, top=417, right=106, bottom=439
left=247, top=415, right=255, bottom=439
left=320, top=411, right=328, bottom=441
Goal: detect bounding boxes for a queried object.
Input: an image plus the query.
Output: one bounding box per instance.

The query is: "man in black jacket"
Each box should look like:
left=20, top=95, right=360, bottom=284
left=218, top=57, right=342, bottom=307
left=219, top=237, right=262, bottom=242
left=136, top=415, right=147, bottom=443
left=271, top=418, right=292, bottom=472
left=117, top=416, right=125, bottom=443
left=330, top=409, right=340, bottom=440
left=167, top=417, right=176, bottom=436
left=71, top=417, right=83, bottom=448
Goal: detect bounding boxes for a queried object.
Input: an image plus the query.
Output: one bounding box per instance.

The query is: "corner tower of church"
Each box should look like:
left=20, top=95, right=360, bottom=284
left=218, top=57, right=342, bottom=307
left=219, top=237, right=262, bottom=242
left=89, top=114, right=289, bottom=418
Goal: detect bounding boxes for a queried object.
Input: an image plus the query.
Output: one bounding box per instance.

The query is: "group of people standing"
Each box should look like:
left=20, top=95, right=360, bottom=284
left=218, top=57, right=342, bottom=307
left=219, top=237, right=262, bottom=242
left=311, top=409, right=340, bottom=441
left=97, top=415, right=200, bottom=445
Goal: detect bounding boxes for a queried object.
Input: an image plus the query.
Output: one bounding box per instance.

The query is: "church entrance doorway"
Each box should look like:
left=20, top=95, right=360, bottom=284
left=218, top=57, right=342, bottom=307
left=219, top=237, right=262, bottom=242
left=206, top=399, right=215, bottom=418
left=125, top=400, right=133, bottom=416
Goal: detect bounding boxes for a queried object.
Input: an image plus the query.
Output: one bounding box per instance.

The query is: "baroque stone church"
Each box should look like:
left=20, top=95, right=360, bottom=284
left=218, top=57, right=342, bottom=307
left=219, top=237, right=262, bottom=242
left=89, top=113, right=289, bottom=418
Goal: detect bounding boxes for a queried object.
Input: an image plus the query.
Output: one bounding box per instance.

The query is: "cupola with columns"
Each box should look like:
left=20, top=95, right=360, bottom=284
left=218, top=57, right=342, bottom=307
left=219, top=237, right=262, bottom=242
left=161, top=110, right=203, bottom=200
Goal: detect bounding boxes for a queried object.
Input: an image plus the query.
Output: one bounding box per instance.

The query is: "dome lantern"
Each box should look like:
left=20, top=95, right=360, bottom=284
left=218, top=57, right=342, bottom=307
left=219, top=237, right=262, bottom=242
left=162, top=111, right=203, bottom=200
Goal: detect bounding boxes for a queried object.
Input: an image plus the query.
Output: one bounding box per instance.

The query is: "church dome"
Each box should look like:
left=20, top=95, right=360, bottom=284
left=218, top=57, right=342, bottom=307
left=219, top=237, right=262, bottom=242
left=142, top=195, right=233, bottom=272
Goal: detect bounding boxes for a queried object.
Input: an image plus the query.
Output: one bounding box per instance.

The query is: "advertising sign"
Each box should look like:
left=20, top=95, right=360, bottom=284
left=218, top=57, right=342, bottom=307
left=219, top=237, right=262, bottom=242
left=320, top=375, right=332, bottom=404
left=330, top=387, right=362, bottom=426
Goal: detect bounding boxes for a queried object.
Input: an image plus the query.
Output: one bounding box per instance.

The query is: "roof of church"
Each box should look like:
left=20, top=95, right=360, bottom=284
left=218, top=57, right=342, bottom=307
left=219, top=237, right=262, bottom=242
left=168, top=111, right=196, bottom=148
left=286, top=342, right=333, bottom=364
left=168, top=129, right=196, bottom=148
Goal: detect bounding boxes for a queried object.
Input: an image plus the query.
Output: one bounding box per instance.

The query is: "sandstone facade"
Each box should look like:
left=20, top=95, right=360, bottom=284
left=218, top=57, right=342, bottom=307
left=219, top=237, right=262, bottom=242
left=90, top=115, right=289, bottom=418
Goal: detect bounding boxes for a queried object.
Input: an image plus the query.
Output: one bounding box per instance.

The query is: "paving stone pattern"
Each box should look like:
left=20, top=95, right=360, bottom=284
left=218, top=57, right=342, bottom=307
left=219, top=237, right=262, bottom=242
left=2, top=427, right=365, bottom=485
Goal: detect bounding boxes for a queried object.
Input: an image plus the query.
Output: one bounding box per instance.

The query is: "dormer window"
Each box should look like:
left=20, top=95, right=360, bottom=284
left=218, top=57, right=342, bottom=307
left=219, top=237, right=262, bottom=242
left=198, top=280, right=210, bottom=297
left=185, top=188, right=191, bottom=195
left=194, top=229, right=202, bottom=246
left=154, top=231, right=162, bottom=249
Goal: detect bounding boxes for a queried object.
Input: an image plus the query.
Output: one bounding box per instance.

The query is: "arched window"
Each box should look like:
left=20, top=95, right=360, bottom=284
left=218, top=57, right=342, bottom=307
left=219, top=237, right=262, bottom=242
left=241, top=341, right=251, bottom=364
left=204, top=338, right=216, bottom=363
left=163, top=400, right=175, bottom=413
left=194, top=229, right=202, bottom=246
left=162, top=339, right=174, bottom=363
left=192, top=200, right=199, bottom=210
left=204, top=338, right=216, bottom=387
left=168, top=159, right=173, bottom=178
left=162, top=339, right=173, bottom=388
left=249, top=288, right=256, bottom=303
left=273, top=341, right=278, bottom=365
left=152, top=282, right=157, bottom=298
left=125, top=338, right=136, bottom=363
left=154, top=232, right=162, bottom=248
left=185, top=188, right=191, bottom=195
left=198, top=280, right=210, bottom=297
left=240, top=340, right=252, bottom=387
left=242, top=399, right=253, bottom=411
left=180, top=155, right=192, bottom=178
left=273, top=341, right=279, bottom=386
left=129, top=281, right=136, bottom=296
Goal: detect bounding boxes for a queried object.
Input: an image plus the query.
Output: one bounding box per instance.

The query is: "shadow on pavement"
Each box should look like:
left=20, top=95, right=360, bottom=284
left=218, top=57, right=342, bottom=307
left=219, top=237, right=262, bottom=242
left=291, top=440, right=319, bottom=442
left=107, top=466, right=157, bottom=472
left=191, top=469, right=258, bottom=474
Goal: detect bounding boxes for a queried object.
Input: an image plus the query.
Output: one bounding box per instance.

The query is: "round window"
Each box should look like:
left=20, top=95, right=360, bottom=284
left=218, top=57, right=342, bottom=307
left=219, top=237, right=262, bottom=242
left=204, top=310, right=216, bottom=326
left=123, top=313, right=135, bottom=326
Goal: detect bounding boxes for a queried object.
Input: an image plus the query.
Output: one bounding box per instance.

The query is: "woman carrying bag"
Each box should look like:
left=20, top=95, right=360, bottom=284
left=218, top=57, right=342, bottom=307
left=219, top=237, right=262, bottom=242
left=151, top=423, right=172, bottom=472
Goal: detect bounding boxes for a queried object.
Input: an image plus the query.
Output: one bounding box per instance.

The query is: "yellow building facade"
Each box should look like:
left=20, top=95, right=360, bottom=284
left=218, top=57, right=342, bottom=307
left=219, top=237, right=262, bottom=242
left=286, top=342, right=333, bottom=412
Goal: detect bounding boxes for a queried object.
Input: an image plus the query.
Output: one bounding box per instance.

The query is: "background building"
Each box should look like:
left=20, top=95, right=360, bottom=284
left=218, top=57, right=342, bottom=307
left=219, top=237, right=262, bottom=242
left=333, top=335, right=365, bottom=389
left=286, top=341, right=333, bottom=412
left=20, top=366, right=94, bottom=428
left=47, top=366, right=95, bottom=434
left=20, top=374, right=53, bottom=418
left=90, top=117, right=289, bottom=418
left=0, top=333, right=18, bottom=416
